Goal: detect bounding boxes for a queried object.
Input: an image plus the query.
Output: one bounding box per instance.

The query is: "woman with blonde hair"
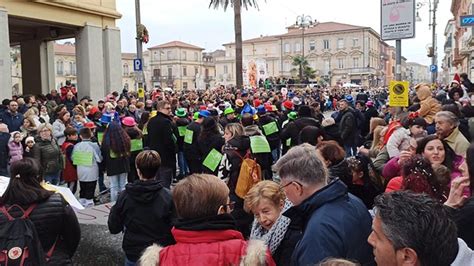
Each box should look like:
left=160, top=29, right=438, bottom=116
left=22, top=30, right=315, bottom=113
left=244, top=180, right=301, bottom=265
left=24, top=106, right=42, bottom=127
left=139, top=174, right=275, bottom=266
left=20, top=116, right=37, bottom=139
left=33, top=123, right=63, bottom=185
left=359, top=126, right=386, bottom=159
left=368, top=117, right=386, bottom=139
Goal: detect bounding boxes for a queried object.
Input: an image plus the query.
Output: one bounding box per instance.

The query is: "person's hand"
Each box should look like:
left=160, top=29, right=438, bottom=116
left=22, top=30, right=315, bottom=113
left=398, top=151, right=412, bottom=166
left=444, top=176, right=470, bottom=209
left=357, top=146, right=369, bottom=156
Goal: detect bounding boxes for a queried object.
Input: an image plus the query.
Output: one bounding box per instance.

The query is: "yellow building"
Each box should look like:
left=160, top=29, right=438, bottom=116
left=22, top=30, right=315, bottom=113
left=148, top=41, right=216, bottom=90
left=1, top=0, right=122, bottom=100
left=216, top=22, right=383, bottom=87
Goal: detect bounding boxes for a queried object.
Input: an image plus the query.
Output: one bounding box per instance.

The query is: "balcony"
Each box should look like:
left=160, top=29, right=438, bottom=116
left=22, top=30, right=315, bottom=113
left=444, top=39, right=452, bottom=52
left=151, top=75, right=176, bottom=82
left=332, top=67, right=377, bottom=75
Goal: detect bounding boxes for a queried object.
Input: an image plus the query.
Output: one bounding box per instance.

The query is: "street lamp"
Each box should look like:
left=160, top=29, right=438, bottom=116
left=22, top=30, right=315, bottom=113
left=416, top=0, right=439, bottom=84
left=295, top=14, right=316, bottom=82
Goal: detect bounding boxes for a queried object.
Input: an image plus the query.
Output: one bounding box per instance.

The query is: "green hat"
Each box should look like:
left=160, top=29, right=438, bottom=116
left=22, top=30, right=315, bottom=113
left=288, top=111, right=297, bottom=121
left=175, top=108, right=187, bottom=118
left=224, top=107, right=235, bottom=116
left=193, top=111, right=199, bottom=120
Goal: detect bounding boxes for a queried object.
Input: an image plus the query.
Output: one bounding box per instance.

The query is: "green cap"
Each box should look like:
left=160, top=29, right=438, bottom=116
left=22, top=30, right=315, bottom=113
left=175, top=108, right=187, bottom=118
left=193, top=111, right=199, bottom=120
left=224, top=107, right=235, bottom=115
left=288, top=111, right=297, bottom=121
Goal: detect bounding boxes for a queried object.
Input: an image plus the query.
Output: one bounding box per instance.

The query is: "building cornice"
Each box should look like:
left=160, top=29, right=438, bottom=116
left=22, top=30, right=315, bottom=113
left=33, top=0, right=122, bottom=19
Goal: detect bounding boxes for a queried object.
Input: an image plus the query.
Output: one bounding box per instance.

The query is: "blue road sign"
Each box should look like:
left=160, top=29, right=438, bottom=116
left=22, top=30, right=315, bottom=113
left=461, top=15, right=474, bottom=27
left=133, top=59, right=142, bottom=71
left=430, top=65, right=438, bottom=73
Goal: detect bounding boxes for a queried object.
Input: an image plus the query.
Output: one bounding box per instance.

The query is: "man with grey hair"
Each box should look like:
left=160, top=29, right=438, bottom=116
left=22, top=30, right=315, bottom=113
left=275, top=143, right=374, bottom=265
left=435, top=111, right=469, bottom=156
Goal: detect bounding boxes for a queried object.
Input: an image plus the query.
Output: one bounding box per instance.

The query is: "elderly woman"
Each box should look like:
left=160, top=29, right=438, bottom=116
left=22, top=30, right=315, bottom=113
left=435, top=111, right=470, bottom=156
left=33, top=123, right=63, bottom=185
left=139, top=174, right=275, bottom=266
left=244, top=180, right=301, bottom=266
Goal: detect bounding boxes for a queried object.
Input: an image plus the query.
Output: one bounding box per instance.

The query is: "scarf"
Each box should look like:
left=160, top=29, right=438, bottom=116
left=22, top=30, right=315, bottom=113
left=250, top=199, right=292, bottom=254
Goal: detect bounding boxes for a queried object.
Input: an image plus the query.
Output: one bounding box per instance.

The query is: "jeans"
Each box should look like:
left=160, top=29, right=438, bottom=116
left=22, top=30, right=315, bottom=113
left=271, top=148, right=280, bottom=163
left=157, top=166, right=174, bottom=189
left=98, top=171, right=107, bottom=192
left=125, top=257, right=136, bottom=266
left=109, top=173, right=127, bottom=202
left=344, top=145, right=357, bottom=157
left=177, top=151, right=189, bottom=178
left=44, top=172, right=60, bottom=185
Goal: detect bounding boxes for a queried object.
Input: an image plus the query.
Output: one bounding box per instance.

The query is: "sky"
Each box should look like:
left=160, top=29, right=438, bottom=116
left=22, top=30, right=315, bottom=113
left=116, top=0, right=453, bottom=66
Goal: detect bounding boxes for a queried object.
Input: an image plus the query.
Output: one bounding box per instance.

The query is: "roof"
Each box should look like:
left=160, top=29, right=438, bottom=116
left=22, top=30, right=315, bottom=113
left=54, top=43, right=75, bottom=55
left=148, top=41, right=204, bottom=50
left=224, top=22, right=373, bottom=46
left=121, top=53, right=136, bottom=60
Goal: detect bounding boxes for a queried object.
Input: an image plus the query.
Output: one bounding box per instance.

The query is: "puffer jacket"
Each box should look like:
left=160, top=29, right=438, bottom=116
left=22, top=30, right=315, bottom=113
left=32, top=137, right=63, bottom=175
left=108, top=179, right=176, bottom=262
left=52, top=120, right=66, bottom=145
left=138, top=215, right=275, bottom=266
left=416, top=85, right=441, bottom=124
left=338, top=108, right=357, bottom=146
left=8, top=141, right=23, bottom=164
left=0, top=193, right=81, bottom=265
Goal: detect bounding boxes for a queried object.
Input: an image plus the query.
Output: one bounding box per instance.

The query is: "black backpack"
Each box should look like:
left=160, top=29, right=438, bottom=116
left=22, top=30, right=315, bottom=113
left=0, top=204, right=56, bottom=266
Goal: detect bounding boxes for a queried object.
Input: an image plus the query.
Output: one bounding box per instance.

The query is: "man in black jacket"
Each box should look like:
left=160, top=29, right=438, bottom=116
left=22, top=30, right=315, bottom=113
left=108, top=150, right=176, bottom=265
left=337, top=99, right=357, bottom=156
left=257, top=106, right=281, bottom=163
left=280, top=105, right=319, bottom=148
left=175, top=108, right=190, bottom=180
left=146, top=100, right=177, bottom=188
left=183, top=110, right=209, bottom=174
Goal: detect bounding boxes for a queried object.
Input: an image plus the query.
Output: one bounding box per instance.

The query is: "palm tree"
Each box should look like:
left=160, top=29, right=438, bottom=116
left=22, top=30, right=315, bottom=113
left=291, top=55, right=316, bottom=82
left=209, top=0, right=260, bottom=90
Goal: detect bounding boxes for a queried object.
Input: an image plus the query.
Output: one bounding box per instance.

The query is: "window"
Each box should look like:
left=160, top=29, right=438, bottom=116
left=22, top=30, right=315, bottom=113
left=195, top=67, right=199, bottom=75
left=167, top=67, right=172, bottom=77
left=56, top=60, right=63, bottom=75
left=194, top=52, right=198, bottom=61
left=183, top=67, right=187, bottom=77
left=323, top=59, right=330, bottom=73
left=167, top=51, right=172, bottom=60
left=182, top=51, right=187, bottom=60
left=353, top=38, right=359, bottom=47
left=70, top=61, right=76, bottom=76
left=205, top=68, right=209, bottom=78
left=323, top=40, right=330, bottom=50
left=153, top=69, right=161, bottom=77
left=183, top=82, right=188, bottom=89
left=309, top=40, right=316, bottom=51
left=224, top=65, right=228, bottom=74
left=338, top=58, right=344, bottom=69
left=353, top=57, right=359, bottom=68
left=295, top=43, right=301, bottom=52
left=337, top=38, right=344, bottom=49
left=284, top=61, right=291, bottom=72
left=123, top=63, right=129, bottom=76
left=284, top=43, right=290, bottom=53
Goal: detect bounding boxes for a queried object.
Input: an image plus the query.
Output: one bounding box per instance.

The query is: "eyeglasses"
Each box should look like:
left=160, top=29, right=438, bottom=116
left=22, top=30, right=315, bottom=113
left=279, top=180, right=303, bottom=190
left=222, top=201, right=235, bottom=212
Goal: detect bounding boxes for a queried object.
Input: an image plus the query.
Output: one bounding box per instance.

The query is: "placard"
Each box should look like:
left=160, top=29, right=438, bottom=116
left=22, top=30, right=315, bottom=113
left=184, top=129, right=193, bottom=144
left=202, top=149, right=223, bottom=172
left=72, top=151, right=93, bottom=166
left=250, top=136, right=271, bottom=153
left=389, top=80, right=409, bottom=107
left=130, top=139, right=143, bottom=152
left=262, top=121, right=278, bottom=136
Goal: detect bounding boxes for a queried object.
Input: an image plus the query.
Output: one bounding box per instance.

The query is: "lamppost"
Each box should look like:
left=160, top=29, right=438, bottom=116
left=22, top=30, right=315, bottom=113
left=416, top=0, right=439, bottom=85
left=295, top=14, right=316, bottom=82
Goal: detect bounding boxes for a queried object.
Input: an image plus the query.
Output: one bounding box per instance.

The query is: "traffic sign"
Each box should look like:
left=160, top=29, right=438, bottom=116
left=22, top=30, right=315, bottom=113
left=380, top=0, right=416, bottom=40
left=430, top=65, right=438, bottom=73
left=389, top=80, right=409, bottom=107
left=460, top=15, right=474, bottom=27
left=133, top=59, right=142, bottom=71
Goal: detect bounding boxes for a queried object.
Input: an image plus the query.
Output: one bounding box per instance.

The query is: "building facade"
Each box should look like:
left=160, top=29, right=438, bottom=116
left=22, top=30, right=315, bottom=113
left=442, top=19, right=456, bottom=84
left=215, top=22, right=384, bottom=87
left=147, top=41, right=216, bottom=90
left=406, top=62, right=430, bottom=84
left=451, top=0, right=473, bottom=78
left=1, top=0, right=122, bottom=100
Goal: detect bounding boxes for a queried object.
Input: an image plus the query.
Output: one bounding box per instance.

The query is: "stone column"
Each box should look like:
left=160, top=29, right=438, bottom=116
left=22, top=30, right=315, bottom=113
left=0, top=7, right=12, bottom=99
left=76, top=24, right=105, bottom=102
left=103, top=26, right=122, bottom=95
left=40, top=41, right=55, bottom=95
left=20, top=40, right=54, bottom=96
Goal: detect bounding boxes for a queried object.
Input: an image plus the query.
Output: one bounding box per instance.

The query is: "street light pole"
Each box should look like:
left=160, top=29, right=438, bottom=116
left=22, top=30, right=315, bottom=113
left=135, top=0, right=144, bottom=92
left=431, top=0, right=438, bottom=84
left=295, top=14, right=315, bottom=83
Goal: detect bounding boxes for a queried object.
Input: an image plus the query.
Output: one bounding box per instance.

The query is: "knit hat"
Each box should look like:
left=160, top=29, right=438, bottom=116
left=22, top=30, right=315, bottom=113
left=10, top=131, right=22, bottom=142
left=175, top=108, right=187, bottom=118
left=366, top=100, right=374, bottom=107
left=453, top=73, right=461, bottom=84
left=25, top=136, right=35, bottom=144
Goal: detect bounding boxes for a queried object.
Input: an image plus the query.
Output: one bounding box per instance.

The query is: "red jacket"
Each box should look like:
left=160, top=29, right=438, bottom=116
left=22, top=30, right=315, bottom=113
left=139, top=227, right=275, bottom=266
left=61, top=141, right=77, bottom=182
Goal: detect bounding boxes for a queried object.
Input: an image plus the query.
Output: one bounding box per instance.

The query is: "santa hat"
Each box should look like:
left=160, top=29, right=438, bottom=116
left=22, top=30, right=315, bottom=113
left=453, top=73, right=461, bottom=84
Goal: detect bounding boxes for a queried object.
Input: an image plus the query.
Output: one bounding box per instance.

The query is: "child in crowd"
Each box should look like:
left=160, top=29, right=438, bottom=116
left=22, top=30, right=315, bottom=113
left=8, top=131, right=23, bottom=165
left=61, top=127, right=79, bottom=193
left=73, top=127, right=103, bottom=207
left=23, top=136, right=35, bottom=158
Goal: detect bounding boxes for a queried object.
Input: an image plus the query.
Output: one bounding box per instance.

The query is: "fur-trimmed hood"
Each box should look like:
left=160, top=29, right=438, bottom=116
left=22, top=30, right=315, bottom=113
left=139, top=239, right=270, bottom=266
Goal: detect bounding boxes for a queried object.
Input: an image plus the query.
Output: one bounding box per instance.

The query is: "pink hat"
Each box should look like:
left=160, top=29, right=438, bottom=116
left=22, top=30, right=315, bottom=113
left=122, top=117, right=136, bottom=127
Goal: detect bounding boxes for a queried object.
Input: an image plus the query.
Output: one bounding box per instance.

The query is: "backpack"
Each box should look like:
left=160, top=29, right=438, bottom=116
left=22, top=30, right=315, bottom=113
left=0, top=204, right=56, bottom=266
left=234, top=151, right=262, bottom=198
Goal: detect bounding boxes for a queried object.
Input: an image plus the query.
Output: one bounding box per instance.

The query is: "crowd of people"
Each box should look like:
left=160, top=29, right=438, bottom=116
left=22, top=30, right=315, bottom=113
left=0, top=75, right=474, bottom=265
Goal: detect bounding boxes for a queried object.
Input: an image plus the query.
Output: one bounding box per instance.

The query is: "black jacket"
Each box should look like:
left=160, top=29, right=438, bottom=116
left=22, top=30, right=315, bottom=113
left=108, top=179, right=176, bottom=262
left=147, top=112, right=177, bottom=168
left=100, top=144, right=130, bottom=176
left=0, top=193, right=81, bottom=265
left=198, top=132, right=225, bottom=176
left=452, top=197, right=474, bottom=249
left=272, top=223, right=302, bottom=266
left=175, top=117, right=191, bottom=152
left=0, top=132, right=9, bottom=169
left=280, top=116, right=320, bottom=147
left=183, top=121, right=202, bottom=160
left=338, top=108, right=357, bottom=146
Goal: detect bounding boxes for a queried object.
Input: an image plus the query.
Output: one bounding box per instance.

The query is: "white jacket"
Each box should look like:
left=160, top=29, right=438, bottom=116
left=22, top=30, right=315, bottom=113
left=451, top=238, right=474, bottom=266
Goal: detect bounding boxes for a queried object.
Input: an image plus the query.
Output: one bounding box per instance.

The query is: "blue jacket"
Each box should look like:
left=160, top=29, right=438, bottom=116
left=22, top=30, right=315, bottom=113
left=284, top=180, right=374, bottom=266
left=1, top=111, right=23, bottom=132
